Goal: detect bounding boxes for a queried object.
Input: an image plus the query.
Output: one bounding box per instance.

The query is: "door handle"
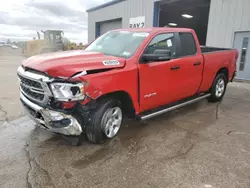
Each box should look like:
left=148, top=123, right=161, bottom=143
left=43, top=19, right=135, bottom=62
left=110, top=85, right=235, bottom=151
left=193, top=62, right=201, bottom=66
left=170, top=65, right=180, bottom=70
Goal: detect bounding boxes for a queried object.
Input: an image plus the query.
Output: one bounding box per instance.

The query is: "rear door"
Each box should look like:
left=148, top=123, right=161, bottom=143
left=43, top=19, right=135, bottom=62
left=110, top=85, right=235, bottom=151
left=174, top=32, right=204, bottom=99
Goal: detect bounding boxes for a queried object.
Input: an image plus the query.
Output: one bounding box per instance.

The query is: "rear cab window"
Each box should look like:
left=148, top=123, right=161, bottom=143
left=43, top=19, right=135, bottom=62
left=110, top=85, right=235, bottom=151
left=178, top=32, right=197, bottom=57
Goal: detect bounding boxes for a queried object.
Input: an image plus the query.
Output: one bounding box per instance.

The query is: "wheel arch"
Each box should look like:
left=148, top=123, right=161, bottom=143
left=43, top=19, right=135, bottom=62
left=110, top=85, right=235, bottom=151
left=216, top=67, right=229, bottom=82
left=96, top=91, right=136, bottom=117
left=208, top=67, right=229, bottom=92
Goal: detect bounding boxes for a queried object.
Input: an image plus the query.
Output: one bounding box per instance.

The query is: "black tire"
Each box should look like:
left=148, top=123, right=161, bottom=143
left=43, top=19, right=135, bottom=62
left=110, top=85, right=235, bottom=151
left=209, top=73, right=228, bottom=102
left=86, top=99, right=122, bottom=144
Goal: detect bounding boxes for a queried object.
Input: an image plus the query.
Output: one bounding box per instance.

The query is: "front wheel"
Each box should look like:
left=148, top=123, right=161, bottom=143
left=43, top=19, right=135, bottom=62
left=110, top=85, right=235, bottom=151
left=86, top=99, right=123, bottom=144
left=209, top=73, right=227, bottom=102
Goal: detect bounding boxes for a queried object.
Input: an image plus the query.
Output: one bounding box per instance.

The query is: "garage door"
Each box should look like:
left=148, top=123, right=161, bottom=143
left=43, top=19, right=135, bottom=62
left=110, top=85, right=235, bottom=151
left=100, top=19, right=122, bottom=35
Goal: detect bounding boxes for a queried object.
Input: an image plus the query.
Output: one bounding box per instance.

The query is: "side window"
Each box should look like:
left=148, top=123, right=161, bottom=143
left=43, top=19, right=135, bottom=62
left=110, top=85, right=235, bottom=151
left=239, top=37, right=249, bottom=71
left=179, top=32, right=197, bottom=56
left=144, top=33, right=176, bottom=57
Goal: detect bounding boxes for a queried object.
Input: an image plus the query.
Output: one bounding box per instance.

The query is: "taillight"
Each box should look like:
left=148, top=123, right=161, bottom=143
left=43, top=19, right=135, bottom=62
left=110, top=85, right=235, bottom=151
left=236, top=51, right=239, bottom=60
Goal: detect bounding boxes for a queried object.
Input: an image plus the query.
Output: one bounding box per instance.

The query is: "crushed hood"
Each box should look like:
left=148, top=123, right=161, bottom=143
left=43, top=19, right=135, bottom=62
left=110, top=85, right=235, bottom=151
left=22, top=50, right=126, bottom=77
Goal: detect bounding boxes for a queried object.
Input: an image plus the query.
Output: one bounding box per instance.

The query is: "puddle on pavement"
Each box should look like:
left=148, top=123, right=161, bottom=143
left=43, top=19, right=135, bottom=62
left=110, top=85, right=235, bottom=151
left=71, top=147, right=111, bottom=169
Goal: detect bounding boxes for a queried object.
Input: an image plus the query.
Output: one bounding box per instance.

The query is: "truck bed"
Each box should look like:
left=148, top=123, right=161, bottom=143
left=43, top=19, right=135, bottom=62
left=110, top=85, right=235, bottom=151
left=199, top=47, right=238, bottom=93
left=200, top=46, right=232, bottom=54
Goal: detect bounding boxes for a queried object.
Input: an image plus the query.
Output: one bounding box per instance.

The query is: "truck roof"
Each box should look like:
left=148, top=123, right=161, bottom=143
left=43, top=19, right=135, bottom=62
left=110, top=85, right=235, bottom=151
left=114, top=27, right=194, bottom=34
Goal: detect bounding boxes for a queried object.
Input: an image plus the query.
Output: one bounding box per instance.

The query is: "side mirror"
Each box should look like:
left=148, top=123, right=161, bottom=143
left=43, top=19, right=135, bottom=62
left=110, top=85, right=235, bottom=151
left=141, top=49, right=171, bottom=62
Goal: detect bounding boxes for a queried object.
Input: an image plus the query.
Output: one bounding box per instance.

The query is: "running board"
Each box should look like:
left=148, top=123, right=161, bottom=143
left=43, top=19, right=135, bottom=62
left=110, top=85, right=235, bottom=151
left=139, top=94, right=211, bottom=121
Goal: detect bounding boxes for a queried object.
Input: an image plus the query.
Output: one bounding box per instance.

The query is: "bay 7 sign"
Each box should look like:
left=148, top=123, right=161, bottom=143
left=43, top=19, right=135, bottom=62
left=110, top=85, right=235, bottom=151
left=129, top=16, right=145, bottom=28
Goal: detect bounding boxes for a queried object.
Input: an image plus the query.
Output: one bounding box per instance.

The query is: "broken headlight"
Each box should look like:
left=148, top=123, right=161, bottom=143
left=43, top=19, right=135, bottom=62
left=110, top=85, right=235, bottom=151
left=50, top=82, right=85, bottom=101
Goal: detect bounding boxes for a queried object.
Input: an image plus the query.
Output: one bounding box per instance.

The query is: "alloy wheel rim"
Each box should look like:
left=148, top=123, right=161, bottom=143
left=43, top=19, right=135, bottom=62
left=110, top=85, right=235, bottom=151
left=101, top=107, right=122, bottom=138
left=215, top=78, right=225, bottom=97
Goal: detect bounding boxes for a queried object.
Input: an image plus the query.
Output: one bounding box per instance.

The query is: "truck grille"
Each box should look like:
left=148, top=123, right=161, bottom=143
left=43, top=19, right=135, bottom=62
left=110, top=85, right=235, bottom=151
left=18, top=72, right=51, bottom=103
left=20, top=84, right=44, bottom=101
left=19, top=75, right=42, bottom=89
left=17, top=66, right=53, bottom=104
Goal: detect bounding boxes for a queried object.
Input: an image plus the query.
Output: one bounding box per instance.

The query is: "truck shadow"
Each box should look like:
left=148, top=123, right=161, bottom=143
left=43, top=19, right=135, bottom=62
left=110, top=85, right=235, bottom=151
left=26, top=99, right=219, bottom=171
left=69, top=100, right=219, bottom=169
left=119, top=99, right=216, bottom=144
left=31, top=99, right=217, bottom=148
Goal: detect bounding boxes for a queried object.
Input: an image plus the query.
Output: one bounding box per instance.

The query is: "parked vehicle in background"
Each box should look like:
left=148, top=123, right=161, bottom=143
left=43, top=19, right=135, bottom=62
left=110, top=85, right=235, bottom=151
left=11, top=45, right=19, bottom=49
left=17, top=28, right=238, bottom=144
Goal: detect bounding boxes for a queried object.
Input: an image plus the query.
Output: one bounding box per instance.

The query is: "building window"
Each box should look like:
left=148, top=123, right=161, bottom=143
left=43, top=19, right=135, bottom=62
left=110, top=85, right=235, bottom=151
left=239, top=37, right=249, bottom=71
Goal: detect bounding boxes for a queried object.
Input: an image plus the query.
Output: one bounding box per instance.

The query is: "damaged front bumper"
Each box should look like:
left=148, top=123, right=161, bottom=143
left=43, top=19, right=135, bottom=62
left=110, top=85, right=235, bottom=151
left=20, top=92, right=83, bottom=135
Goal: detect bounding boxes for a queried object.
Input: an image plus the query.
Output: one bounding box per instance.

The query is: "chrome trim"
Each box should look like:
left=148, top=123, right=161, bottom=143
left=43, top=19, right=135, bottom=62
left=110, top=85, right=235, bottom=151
left=20, top=92, right=83, bottom=135
left=17, top=66, right=52, bottom=82
left=20, top=86, right=46, bottom=104
left=22, top=105, right=46, bottom=125
left=20, top=87, right=40, bottom=104
left=36, top=118, right=45, bottom=125
left=17, top=66, right=53, bottom=104
left=20, top=92, right=42, bottom=111
left=29, top=88, right=45, bottom=94
left=140, top=94, right=211, bottom=121
left=20, top=85, right=45, bottom=95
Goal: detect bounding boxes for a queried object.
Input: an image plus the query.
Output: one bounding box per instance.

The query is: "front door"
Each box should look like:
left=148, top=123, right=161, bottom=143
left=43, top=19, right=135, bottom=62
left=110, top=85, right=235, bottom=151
left=138, top=32, right=178, bottom=112
left=233, top=32, right=250, bottom=80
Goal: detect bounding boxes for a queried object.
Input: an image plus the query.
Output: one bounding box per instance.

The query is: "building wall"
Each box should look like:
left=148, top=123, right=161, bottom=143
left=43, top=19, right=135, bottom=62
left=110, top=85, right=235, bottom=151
left=87, top=0, right=157, bottom=42
left=99, top=18, right=122, bottom=35
left=88, top=0, right=250, bottom=48
left=206, top=0, right=250, bottom=48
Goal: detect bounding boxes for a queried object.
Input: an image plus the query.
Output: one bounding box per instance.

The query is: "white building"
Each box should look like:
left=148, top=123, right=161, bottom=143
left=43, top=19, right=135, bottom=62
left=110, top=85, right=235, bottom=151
left=87, top=0, right=250, bottom=80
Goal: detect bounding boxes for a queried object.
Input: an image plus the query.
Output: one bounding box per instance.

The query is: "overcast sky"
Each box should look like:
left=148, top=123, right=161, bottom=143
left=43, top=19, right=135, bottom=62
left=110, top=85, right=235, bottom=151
left=0, top=0, right=110, bottom=43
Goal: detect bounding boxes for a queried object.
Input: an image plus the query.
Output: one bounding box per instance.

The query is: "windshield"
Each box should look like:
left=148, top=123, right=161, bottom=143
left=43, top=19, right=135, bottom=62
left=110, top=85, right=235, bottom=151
left=85, top=31, right=149, bottom=58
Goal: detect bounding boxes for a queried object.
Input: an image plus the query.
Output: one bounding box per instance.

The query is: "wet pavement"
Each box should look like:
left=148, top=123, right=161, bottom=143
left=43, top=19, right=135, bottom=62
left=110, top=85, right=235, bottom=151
left=0, top=50, right=250, bottom=188
left=0, top=47, right=25, bottom=124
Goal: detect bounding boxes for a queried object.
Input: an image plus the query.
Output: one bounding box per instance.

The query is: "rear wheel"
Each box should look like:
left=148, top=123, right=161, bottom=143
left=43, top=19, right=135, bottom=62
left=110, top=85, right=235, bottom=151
left=86, top=99, right=122, bottom=144
left=209, top=73, right=227, bottom=102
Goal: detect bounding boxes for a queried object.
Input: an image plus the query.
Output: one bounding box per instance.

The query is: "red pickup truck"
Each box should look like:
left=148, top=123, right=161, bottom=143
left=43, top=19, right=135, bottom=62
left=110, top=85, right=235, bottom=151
left=18, top=28, right=238, bottom=144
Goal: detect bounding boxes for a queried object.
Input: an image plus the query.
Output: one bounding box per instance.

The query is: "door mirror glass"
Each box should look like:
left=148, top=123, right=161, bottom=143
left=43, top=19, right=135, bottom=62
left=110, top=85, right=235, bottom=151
left=142, top=49, right=171, bottom=62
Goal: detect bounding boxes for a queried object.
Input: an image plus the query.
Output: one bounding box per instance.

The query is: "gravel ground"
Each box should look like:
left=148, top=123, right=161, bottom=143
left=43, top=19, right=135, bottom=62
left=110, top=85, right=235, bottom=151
left=0, top=48, right=250, bottom=188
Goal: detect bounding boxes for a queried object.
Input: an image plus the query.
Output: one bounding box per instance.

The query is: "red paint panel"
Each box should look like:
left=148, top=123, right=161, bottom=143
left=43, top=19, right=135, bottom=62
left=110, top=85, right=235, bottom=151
left=80, top=59, right=140, bottom=114
left=23, top=50, right=126, bottom=77
left=138, top=55, right=203, bottom=112
left=199, top=50, right=238, bottom=92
